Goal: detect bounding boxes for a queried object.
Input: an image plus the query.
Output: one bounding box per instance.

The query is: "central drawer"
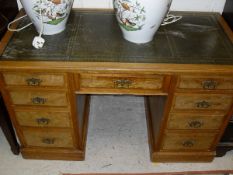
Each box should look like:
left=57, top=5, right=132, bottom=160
left=77, top=73, right=168, bottom=94
left=9, top=90, right=69, bottom=107
left=22, top=129, right=74, bottom=148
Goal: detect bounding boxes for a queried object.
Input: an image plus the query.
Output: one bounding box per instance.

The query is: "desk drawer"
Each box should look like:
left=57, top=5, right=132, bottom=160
left=177, top=75, right=233, bottom=90
left=79, top=73, right=166, bottom=93
left=9, top=90, right=68, bottom=107
left=15, top=110, right=71, bottom=127
left=172, top=94, right=232, bottom=112
left=162, top=132, right=216, bottom=150
left=23, top=129, right=73, bottom=148
left=167, top=113, right=225, bottom=130
left=3, top=72, right=66, bottom=87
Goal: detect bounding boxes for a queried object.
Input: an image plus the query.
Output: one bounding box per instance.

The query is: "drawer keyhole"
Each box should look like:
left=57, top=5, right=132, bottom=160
left=36, top=118, right=50, bottom=125
left=26, top=78, right=42, bottom=86
left=202, top=80, right=217, bottom=90
left=31, top=97, right=47, bottom=104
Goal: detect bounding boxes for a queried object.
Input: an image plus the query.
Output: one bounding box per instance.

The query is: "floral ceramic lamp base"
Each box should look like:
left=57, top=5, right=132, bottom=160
left=114, top=0, right=172, bottom=44
left=20, top=0, right=74, bottom=35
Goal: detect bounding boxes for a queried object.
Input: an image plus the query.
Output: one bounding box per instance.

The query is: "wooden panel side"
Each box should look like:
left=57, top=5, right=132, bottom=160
left=218, top=15, right=233, bottom=43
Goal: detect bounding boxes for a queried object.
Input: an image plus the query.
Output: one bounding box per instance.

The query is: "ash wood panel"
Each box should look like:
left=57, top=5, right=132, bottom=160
left=167, top=113, right=225, bottom=130
left=76, top=94, right=90, bottom=150
left=15, top=110, right=71, bottom=128
left=1, top=61, right=233, bottom=74
left=172, top=93, right=233, bottom=112
left=2, top=72, right=66, bottom=87
left=161, top=132, right=217, bottom=150
left=0, top=74, right=28, bottom=146
left=9, top=90, right=68, bottom=107
left=210, top=100, right=233, bottom=151
left=145, top=96, right=167, bottom=152
left=23, top=129, right=74, bottom=148
left=177, top=75, right=233, bottom=90
left=67, top=73, right=83, bottom=149
left=0, top=95, right=20, bottom=155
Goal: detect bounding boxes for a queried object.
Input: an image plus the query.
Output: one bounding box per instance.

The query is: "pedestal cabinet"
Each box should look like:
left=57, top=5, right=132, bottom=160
left=0, top=10, right=233, bottom=162
left=0, top=71, right=90, bottom=160
left=146, top=75, right=233, bottom=162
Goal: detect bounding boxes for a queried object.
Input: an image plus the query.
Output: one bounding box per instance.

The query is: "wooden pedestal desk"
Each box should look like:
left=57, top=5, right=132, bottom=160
left=0, top=10, right=233, bottom=162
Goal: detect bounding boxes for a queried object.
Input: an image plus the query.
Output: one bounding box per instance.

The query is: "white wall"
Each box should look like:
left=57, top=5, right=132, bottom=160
left=17, top=0, right=227, bottom=13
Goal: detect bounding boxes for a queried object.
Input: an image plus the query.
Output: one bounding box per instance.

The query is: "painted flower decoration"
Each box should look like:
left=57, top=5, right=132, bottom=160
left=114, top=0, right=146, bottom=31
left=33, top=0, right=72, bottom=25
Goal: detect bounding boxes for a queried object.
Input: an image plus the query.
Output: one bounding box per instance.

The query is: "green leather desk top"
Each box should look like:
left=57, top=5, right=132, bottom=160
left=1, top=10, right=233, bottom=64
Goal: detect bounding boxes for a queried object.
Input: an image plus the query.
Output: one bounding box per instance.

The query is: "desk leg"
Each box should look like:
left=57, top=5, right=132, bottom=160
left=0, top=96, right=20, bottom=155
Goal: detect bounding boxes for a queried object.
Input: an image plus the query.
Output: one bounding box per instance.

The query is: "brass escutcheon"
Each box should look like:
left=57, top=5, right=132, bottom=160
left=188, top=120, right=203, bottom=128
left=26, top=77, right=42, bottom=86
left=182, top=140, right=194, bottom=147
left=114, top=79, right=132, bottom=89
left=42, top=138, right=55, bottom=144
left=31, top=97, right=47, bottom=104
left=196, top=101, right=210, bottom=108
left=202, top=80, right=218, bottom=90
left=36, top=118, right=50, bottom=125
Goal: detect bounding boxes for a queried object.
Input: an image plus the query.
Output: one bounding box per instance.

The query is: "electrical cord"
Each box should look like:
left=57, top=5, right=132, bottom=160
left=32, top=2, right=45, bottom=49
left=7, top=14, right=33, bottom=32
left=161, top=12, right=182, bottom=26
left=7, top=0, right=45, bottom=49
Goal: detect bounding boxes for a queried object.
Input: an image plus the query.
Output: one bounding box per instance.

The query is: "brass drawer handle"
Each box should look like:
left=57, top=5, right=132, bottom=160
left=202, top=80, right=217, bottom=90
left=114, top=79, right=132, bottom=89
left=188, top=120, right=203, bottom=128
left=196, top=101, right=210, bottom=108
left=26, top=78, right=42, bottom=86
left=31, top=97, right=47, bottom=104
left=36, top=118, right=50, bottom=125
left=42, top=138, right=55, bottom=144
left=182, top=140, right=194, bottom=147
